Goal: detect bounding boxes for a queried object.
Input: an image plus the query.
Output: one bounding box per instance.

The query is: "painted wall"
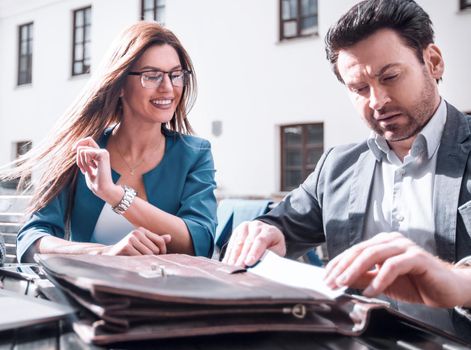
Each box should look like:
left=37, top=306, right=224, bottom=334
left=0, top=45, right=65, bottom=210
left=0, top=0, right=470, bottom=197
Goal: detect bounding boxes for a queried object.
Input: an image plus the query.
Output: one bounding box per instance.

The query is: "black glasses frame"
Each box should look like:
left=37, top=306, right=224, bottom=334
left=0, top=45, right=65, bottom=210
left=128, top=69, right=192, bottom=88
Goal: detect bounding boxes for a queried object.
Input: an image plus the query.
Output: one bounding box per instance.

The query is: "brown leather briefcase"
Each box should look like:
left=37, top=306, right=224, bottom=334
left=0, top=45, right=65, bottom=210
left=36, top=254, right=462, bottom=345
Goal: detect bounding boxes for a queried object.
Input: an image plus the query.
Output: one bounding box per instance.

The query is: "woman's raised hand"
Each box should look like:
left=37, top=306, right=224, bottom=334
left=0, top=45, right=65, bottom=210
left=73, top=137, right=117, bottom=201
left=101, top=228, right=171, bottom=256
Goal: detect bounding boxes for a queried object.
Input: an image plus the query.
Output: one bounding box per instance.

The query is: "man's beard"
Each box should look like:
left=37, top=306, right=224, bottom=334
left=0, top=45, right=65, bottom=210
left=369, top=71, right=438, bottom=142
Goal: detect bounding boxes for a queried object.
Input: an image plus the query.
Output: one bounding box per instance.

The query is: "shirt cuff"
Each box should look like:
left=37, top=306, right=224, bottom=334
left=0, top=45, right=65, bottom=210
left=454, top=256, right=471, bottom=321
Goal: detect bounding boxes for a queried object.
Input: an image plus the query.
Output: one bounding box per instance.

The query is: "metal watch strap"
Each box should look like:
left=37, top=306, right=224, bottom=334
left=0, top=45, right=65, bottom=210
left=112, top=185, right=137, bottom=215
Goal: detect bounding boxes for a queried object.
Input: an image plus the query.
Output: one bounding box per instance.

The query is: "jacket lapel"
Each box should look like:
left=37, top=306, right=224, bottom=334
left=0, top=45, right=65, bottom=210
left=348, top=150, right=377, bottom=248
left=434, top=102, right=471, bottom=262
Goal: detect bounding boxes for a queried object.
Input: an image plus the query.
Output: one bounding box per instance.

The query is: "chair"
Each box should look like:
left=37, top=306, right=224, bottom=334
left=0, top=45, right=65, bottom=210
left=303, top=248, right=324, bottom=266
left=214, top=198, right=324, bottom=266
left=213, top=199, right=272, bottom=260
left=0, top=235, right=5, bottom=265
left=0, top=193, right=30, bottom=264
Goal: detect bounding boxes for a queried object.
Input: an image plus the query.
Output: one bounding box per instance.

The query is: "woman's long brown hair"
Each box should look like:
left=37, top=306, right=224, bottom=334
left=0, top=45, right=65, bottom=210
left=0, top=22, right=197, bottom=215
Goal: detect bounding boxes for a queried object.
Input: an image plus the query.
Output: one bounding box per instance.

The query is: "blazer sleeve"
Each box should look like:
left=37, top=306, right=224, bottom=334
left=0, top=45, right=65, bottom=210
left=16, top=188, right=68, bottom=263
left=257, top=148, right=333, bottom=258
left=177, top=140, right=217, bottom=258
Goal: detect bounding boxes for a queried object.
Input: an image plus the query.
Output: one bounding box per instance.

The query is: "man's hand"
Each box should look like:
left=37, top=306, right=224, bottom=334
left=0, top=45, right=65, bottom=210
left=324, top=232, right=471, bottom=308
left=222, top=220, right=286, bottom=266
left=101, top=227, right=171, bottom=256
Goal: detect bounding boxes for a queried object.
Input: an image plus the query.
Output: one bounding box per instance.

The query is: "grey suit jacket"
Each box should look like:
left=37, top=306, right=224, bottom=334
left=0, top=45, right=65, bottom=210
left=259, top=102, right=471, bottom=263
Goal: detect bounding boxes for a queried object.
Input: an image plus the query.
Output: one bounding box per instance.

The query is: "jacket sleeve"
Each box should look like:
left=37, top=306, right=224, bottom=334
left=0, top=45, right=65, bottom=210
left=257, top=148, right=333, bottom=259
left=177, top=140, right=217, bottom=258
left=16, top=188, right=69, bottom=263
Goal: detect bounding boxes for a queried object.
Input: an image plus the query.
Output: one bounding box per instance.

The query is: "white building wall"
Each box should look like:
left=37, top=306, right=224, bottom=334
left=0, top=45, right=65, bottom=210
left=171, top=0, right=372, bottom=196
left=427, top=0, right=471, bottom=110
left=0, top=0, right=470, bottom=197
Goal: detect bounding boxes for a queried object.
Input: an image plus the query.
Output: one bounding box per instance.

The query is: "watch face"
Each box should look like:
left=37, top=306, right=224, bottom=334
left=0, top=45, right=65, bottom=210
left=112, top=186, right=136, bottom=215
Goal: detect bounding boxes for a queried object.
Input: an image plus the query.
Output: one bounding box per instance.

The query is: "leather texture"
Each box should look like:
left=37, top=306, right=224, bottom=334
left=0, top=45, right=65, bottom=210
left=37, top=254, right=463, bottom=345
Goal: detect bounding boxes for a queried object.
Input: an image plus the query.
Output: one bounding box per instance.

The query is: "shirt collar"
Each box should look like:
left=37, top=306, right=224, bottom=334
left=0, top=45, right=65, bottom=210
left=367, top=98, right=447, bottom=162
left=418, top=98, right=447, bottom=160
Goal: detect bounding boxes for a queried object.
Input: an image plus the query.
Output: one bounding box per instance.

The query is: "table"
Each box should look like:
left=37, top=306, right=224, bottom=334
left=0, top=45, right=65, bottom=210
left=1, top=319, right=470, bottom=350
left=1, top=273, right=470, bottom=349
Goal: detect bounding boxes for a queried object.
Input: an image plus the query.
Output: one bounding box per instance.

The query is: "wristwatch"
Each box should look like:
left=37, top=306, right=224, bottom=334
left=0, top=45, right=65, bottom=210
left=112, top=185, right=137, bottom=215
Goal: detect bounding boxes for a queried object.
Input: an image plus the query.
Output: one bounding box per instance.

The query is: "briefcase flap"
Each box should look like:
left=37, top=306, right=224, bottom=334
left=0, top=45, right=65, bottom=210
left=36, top=254, right=403, bottom=344
left=37, top=254, right=330, bottom=304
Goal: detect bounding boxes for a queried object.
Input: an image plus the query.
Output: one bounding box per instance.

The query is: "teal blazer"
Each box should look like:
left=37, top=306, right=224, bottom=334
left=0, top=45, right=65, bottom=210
left=17, top=128, right=217, bottom=262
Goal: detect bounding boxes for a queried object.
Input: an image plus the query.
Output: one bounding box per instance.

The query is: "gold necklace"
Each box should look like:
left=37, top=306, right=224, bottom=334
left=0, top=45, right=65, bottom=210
left=114, top=137, right=163, bottom=176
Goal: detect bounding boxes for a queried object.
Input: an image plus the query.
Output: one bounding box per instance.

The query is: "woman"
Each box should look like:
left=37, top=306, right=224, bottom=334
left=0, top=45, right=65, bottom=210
left=3, top=22, right=217, bottom=262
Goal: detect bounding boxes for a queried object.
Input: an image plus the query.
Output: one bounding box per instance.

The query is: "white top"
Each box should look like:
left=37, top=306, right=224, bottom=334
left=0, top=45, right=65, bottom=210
left=364, top=98, right=447, bottom=255
left=90, top=203, right=135, bottom=245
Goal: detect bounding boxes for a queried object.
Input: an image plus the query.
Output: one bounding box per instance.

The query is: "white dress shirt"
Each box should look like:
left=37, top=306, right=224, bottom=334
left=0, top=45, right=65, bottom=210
left=90, top=203, right=135, bottom=244
left=364, top=98, right=447, bottom=254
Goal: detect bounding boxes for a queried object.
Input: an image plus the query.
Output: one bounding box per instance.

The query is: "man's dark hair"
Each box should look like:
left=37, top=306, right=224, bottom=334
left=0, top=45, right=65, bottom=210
left=325, top=0, right=435, bottom=83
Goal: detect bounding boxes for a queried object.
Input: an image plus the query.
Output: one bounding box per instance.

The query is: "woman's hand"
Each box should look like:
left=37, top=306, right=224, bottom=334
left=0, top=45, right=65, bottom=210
left=73, top=137, right=120, bottom=203
left=101, top=227, right=171, bottom=256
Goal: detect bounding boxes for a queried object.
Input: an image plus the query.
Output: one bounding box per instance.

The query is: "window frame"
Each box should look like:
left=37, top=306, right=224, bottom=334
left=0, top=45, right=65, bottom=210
left=460, top=0, right=471, bottom=10
left=14, top=140, right=33, bottom=188
left=279, top=0, right=318, bottom=41
left=140, top=0, right=165, bottom=23
left=72, top=6, right=92, bottom=76
left=280, top=122, right=324, bottom=192
left=17, top=22, right=33, bottom=86
left=15, top=140, right=32, bottom=158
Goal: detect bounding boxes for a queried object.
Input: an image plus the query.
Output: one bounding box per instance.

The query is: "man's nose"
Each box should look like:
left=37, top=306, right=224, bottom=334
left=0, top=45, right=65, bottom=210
left=368, top=85, right=391, bottom=111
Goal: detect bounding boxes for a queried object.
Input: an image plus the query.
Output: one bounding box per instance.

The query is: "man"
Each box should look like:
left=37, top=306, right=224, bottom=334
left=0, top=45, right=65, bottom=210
left=223, top=0, right=471, bottom=336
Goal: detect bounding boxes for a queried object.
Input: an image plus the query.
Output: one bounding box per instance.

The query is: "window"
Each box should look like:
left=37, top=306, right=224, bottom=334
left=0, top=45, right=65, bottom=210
left=461, top=0, right=471, bottom=10
left=72, top=6, right=91, bottom=76
left=12, top=140, right=32, bottom=188
left=280, top=0, right=318, bottom=40
left=15, top=140, right=32, bottom=159
left=18, top=22, right=33, bottom=85
left=280, top=123, right=323, bottom=191
left=141, top=0, right=165, bottom=24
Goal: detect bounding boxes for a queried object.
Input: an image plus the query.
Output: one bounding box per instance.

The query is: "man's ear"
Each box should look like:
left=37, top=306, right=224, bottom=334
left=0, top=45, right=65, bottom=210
left=424, top=43, right=444, bottom=81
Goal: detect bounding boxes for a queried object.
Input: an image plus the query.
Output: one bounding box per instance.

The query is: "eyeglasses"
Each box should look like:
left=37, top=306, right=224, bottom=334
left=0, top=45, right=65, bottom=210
left=128, top=69, right=191, bottom=89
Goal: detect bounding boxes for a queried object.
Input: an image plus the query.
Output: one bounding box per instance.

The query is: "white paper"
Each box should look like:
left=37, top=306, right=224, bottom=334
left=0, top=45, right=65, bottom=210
left=248, top=251, right=346, bottom=299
